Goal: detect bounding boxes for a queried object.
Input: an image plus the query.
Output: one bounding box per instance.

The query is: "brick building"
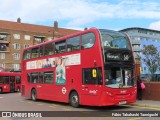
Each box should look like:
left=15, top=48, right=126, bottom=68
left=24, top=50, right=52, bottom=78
left=0, top=18, right=80, bottom=71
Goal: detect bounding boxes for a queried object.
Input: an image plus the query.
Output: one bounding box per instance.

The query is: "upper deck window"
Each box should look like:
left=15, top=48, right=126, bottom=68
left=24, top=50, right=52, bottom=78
left=99, top=29, right=130, bottom=50
left=55, top=40, right=66, bottom=54
left=67, top=36, right=80, bottom=52
left=82, top=33, right=95, bottom=49
left=44, top=43, right=54, bottom=56
left=31, top=47, right=39, bottom=58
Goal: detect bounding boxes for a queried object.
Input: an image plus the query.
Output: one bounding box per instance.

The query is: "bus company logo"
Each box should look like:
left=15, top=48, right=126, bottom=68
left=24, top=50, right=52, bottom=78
left=2, top=112, right=11, bottom=117
left=62, top=87, right=67, bottom=94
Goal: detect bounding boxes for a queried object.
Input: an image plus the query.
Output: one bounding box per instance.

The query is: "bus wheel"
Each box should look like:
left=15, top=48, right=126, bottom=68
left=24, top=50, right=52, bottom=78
left=69, top=91, right=79, bottom=108
left=31, top=89, right=37, bottom=101
left=0, top=88, right=2, bottom=93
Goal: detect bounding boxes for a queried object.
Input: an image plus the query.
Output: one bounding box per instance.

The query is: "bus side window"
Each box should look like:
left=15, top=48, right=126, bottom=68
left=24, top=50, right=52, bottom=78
left=44, top=43, right=54, bottom=56
left=55, top=40, right=66, bottom=54
left=44, top=71, right=53, bottom=84
left=4, top=76, right=9, bottom=84
left=16, top=76, right=21, bottom=84
left=39, top=46, right=44, bottom=57
left=82, top=33, right=95, bottom=49
left=27, top=73, right=31, bottom=83
left=39, top=72, right=43, bottom=83
left=31, top=72, right=38, bottom=83
left=0, top=77, right=3, bottom=84
left=23, top=49, right=31, bottom=60
left=31, top=47, right=39, bottom=58
left=82, top=67, right=102, bottom=85
left=67, top=36, right=80, bottom=52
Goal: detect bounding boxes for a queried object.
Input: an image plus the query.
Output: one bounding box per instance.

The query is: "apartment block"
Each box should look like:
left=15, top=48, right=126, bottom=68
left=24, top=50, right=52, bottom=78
left=0, top=18, right=79, bottom=71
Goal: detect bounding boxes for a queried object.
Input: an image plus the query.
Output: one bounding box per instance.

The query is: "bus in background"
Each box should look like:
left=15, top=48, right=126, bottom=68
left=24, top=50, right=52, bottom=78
left=21, top=28, right=136, bottom=107
left=0, top=72, right=21, bottom=93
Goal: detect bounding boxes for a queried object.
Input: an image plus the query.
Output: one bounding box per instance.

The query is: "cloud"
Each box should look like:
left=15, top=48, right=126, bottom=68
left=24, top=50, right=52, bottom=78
left=0, top=0, right=160, bottom=28
left=149, top=21, right=160, bottom=30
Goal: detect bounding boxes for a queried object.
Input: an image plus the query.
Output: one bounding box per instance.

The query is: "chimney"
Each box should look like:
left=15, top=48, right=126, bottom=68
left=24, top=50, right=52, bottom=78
left=54, top=21, right=58, bottom=32
left=17, top=18, right=21, bottom=23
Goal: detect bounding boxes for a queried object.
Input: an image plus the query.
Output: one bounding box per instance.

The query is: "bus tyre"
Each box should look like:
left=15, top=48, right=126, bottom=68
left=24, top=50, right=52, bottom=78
left=31, top=89, right=37, bottom=101
left=0, top=88, right=2, bottom=93
left=70, top=91, right=79, bottom=108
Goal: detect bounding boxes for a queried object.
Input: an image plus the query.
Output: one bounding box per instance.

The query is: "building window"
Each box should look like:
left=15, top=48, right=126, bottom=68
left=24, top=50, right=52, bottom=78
left=0, top=34, right=7, bottom=40
left=24, top=35, right=30, bottom=40
left=13, top=64, right=20, bottom=70
left=24, top=44, right=30, bottom=48
left=13, top=34, right=20, bottom=39
left=48, top=37, right=53, bottom=41
left=14, top=43, right=20, bottom=50
left=13, top=53, right=20, bottom=60
left=0, top=53, right=5, bottom=59
left=0, top=43, right=7, bottom=51
left=34, top=37, right=44, bottom=44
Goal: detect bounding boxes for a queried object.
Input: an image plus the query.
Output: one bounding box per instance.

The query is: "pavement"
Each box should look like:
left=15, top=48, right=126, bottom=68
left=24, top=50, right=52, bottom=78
left=132, top=100, right=160, bottom=109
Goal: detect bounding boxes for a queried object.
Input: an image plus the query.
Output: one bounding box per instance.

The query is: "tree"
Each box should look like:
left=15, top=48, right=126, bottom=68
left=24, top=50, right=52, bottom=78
left=142, top=45, right=160, bottom=77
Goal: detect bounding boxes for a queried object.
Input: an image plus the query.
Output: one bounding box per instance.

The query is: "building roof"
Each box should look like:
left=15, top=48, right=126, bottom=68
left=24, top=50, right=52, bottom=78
left=120, top=27, right=160, bottom=33
left=0, top=19, right=80, bottom=36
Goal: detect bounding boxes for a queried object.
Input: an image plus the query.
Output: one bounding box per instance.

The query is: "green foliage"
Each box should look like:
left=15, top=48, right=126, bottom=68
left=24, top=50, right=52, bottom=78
left=142, top=45, right=160, bottom=75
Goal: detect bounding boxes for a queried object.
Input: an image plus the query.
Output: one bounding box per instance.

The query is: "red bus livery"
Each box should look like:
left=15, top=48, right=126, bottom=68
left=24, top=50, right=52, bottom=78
left=0, top=72, right=21, bottom=93
left=21, top=28, right=136, bottom=107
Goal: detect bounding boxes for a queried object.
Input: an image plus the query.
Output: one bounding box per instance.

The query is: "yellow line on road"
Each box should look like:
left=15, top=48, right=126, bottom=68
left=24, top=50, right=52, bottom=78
left=62, top=107, right=72, bottom=111
left=19, top=100, right=25, bottom=102
left=37, top=103, right=44, bottom=106
left=49, top=106, right=56, bottom=108
left=27, top=101, right=33, bottom=104
left=121, top=104, right=160, bottom=111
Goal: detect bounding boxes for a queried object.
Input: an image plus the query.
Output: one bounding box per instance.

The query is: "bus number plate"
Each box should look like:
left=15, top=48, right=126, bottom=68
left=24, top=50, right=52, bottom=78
left=119, top=101, right=126, bottom=105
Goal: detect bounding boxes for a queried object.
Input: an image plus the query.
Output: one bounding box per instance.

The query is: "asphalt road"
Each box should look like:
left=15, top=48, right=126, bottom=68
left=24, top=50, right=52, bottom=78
left=0, top=92, right=159, bottom=120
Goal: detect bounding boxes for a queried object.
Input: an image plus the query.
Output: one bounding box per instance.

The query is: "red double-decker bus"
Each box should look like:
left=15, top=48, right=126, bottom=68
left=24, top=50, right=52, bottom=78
left=0, top=72, right=21, bottom=93
left=21, top=28, right=136, bottom=107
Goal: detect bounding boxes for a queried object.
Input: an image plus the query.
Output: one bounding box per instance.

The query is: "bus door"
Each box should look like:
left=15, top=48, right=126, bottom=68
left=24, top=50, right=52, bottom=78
left=81, top=68, right=103, bottom=102
left=10, top=76, right=15, bottom=92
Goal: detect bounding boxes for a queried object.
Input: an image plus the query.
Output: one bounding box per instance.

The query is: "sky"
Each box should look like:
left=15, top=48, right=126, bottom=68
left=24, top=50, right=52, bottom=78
left=1, top=0, right=160, bottom=31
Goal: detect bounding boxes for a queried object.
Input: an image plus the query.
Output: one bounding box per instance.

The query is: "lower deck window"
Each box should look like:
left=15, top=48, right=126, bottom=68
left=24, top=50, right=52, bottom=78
left=82, top=67, right=102, bottom=85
